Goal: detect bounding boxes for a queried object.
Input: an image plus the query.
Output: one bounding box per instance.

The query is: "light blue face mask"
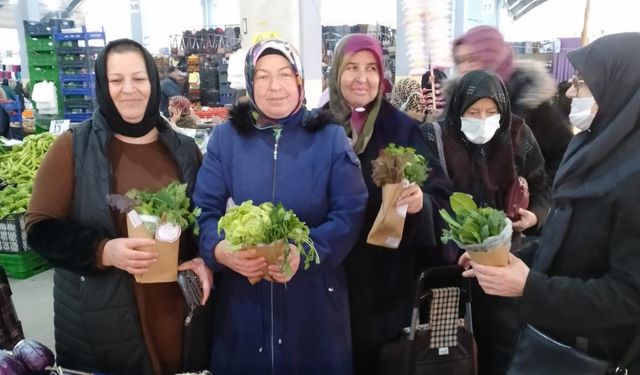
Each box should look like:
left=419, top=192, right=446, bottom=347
left=460, top=114, right=501, bottom=144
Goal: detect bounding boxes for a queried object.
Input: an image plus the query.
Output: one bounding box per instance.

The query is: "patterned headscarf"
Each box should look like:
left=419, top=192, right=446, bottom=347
left=244, top=39, right=305, bottom=120
left=442, top=70, right=520, bottom=208
left=390, top=78, right=423, bottom=111
left=453, top=25, right=515, bottom=82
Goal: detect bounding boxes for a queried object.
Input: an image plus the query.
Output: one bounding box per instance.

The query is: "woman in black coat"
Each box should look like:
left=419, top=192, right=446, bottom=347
left=328, top=33, right=454, bottom=375
left=462, top=32, right=640, bottom=373
left=422, top=69, right=550, bottom=375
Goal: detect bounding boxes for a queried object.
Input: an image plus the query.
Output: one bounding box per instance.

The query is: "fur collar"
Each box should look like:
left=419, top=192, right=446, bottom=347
left=228, top=100, right=339, bottom=134
left=443, top=60, right=558, bottom=110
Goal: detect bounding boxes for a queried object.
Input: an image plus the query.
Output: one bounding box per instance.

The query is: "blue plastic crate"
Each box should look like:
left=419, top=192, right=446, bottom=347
left=64, top=112, right=92, bottom=122
left=62, top=87, right=93, bottom=96
left=60, top=73, right=94, bottom=83
left=54, top=30, right=106, bottom=42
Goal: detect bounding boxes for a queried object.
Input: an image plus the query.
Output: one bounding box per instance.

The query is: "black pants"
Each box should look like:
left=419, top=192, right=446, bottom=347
left=472, top=281, right=520, bottom=375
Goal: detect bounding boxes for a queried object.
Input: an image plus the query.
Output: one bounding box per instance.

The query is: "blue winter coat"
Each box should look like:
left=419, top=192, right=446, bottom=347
left=193, top=103, right=368, bottom=375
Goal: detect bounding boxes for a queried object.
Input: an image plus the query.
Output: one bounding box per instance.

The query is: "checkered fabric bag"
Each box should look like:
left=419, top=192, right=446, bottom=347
left=378, top=266, right=477, bottom=375
left=429, top=287, right=460, bottom=349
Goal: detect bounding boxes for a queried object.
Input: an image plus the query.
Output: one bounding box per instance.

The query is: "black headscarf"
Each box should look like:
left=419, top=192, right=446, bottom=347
left=442, top=69, right=520, bottom=208
left=534, top=32, right=640, bottom=272
left=94, top=38, right=161, bottom=137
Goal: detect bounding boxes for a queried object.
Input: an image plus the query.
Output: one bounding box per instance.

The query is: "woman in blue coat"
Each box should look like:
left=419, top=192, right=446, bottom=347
left=193, top=39, right=368, bottom=374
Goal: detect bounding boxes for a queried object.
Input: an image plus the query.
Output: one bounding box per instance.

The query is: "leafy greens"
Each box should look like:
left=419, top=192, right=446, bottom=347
left=217, top=200, right=320, bottom=271
left=371, top=143, right=429, bottom=187
left=439, top=192, right=506, bottom=245
left=107, top=181, right=201, bottom=235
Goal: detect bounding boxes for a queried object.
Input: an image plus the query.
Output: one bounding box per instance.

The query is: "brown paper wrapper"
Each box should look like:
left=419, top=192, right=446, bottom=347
left=367, top=183, right=407, bottom=249
left=126, top=211, right=179, bottom=283
left=466, top=243, right=510, bottom=267
left=247, top=240, right=286, bottom=285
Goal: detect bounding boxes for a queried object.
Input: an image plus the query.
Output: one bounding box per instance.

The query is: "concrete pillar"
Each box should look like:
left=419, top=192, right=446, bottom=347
left=298, top=0, right=322, bottom=107
left=15, top=0, right=41, bottom=80
left=130, top=0, right=143, bottom=44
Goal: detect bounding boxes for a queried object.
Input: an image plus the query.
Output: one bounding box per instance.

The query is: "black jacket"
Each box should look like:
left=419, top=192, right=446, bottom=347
left=344, top=100, right=454, bottom=374
left=27, top=111, right=201, bottom=373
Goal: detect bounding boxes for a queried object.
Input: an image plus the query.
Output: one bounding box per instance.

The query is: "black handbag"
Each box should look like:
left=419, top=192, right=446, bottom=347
left=378, top=265, right=477, bottom=375
left=507, top=324, right=639, bottom=375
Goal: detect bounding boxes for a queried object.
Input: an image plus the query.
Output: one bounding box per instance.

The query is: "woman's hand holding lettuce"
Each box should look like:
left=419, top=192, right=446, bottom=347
left=216, top=200, right=319, bottom=284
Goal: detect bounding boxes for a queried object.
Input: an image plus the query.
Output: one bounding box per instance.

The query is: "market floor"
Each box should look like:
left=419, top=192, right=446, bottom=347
left=9, top=268, right=55, bottom=352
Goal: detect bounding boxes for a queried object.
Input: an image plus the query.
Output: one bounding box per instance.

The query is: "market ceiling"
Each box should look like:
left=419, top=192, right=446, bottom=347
left=0, top=0, right=85, bottom=29
left=504, top=0, right=549, bottom=20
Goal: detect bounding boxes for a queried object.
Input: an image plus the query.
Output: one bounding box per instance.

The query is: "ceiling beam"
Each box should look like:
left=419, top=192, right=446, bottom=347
left=40, top=0, right=86, bottom=22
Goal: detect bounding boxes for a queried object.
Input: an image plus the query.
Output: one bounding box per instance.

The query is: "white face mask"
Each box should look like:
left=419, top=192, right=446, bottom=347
left=569, top=96, right=596, bottom=131
left=460, top=114, right=501, bottom=144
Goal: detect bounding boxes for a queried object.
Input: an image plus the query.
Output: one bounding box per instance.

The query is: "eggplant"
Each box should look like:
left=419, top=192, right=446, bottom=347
left=0, top=350, right=28, bottom=375
left=12, top=339, right=55, bottom=374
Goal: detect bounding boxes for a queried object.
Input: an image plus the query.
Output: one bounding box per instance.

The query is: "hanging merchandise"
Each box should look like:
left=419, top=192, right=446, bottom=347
left=402, top=0, right=453, bottom=76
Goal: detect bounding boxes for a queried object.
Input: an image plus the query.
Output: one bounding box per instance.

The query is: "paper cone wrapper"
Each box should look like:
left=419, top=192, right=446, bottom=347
left=367, top=183, right=407, bottom=249
left=461, top=218, right=512, bottom=267
left=466, top=243, right=510, bottom=266
left=126, top=210, right=180, bottom=283
left=247, top=240, right=286, bottom=285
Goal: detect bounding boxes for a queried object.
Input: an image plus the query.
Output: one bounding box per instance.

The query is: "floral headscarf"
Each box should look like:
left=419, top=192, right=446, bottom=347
left=244, top=39, right=305, bottom=120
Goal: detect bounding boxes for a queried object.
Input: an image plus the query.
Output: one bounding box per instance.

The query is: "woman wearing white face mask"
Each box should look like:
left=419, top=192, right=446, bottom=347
left=421, top=69, right=551, bottom=375
left=567, top=74, right=598, bottom=132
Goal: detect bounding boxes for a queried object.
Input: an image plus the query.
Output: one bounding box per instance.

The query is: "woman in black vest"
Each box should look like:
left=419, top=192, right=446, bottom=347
left=26, top=39, right=211, bottom=374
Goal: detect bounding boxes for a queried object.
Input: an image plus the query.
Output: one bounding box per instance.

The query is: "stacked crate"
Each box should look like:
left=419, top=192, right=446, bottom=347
left=23, top=20, right=63, bottom=133
left=54, top=26, right=106, bottom=123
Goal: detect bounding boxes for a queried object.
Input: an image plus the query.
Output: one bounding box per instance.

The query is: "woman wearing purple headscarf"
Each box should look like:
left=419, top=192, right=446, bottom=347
left=328, top=33, right=454, bottom=374
left=194, top=39, right=368, bottom=374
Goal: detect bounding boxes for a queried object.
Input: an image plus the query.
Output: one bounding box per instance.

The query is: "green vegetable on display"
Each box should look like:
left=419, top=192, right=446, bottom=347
left=371, top=143, right=429, bottom=187
left=0, top=133, right=55, bottom=185
left=217, top=200, right=320, bottom=274
left=0, top=133, right=56, bottom=219
left=439, top=192, right=506, bottom=245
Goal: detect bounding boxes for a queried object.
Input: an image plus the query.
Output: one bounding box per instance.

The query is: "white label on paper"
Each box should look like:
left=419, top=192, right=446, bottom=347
left=127, top=210, right=143, bottom=228
left=385, top=237, right=401, bottom=249
left=396, top=204, right=408, bottom=218
left=155, top=223, right=181, bottom=242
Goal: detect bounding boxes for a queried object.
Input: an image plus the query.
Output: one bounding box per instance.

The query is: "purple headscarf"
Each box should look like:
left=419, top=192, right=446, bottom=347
left=453, top=25, right=515, bottom=82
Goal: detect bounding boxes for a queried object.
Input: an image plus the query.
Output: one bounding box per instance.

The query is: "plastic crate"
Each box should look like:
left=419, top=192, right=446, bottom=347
left=64, top=113, right=91, bottom=122
left=57, top=46, right=102, bottom=55
left=30, top=67, right=58, bottom=82
left=0, top=215, right=28, bottom=253
left=23, top=20, right=52, bottom=36
left=26, top=37, right=55, bottom=52
left=0, top=251, right=50, bottom=279
left=60, top=73, right=94, bottom=83
left=63, top=98, right=94, bottom=110
left=28, top=52, right=57, bottom=67
left=48, top=19, right=75, bottom=33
